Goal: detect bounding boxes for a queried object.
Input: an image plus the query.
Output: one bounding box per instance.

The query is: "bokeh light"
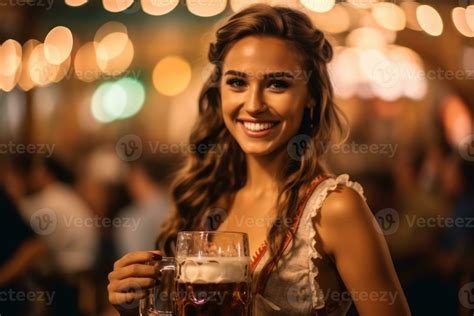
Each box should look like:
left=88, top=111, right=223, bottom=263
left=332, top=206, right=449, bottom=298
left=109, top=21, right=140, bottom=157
left=0, top=39, right=22, bottom=92
left=416, top=5, right=443, bottom=36
left=187, top=0, right=227, bottom=17
left=91, top=82, right=118, bottom=123
left=361, top=49, right=404, bottom=101
left=400, top=1, right=422, bottom=31
left=65, top=0, right=88, bottom=6
left=0, top=40, right=22, bottom=77
left=29, top=44, right=60, bottom=87
left=91, top=77, right=146, bottom=123
left=467, top=5, right=474, bottom=32
left=300, top=0, right=334, bottom=13
left=18, top=39, right=40, bottom=91
left=102, top=0, right=133, bottom=12
left=44, top=26, right=74, bottom=65
left=347, top=0, right=379, bottom=10
left=115, top=77, right=146, bottom=119
left=308, top=4, right=350, bottom=33
left=152, top=56, right=192, bottom=96
left=372, top=2, right=406, bottom=31
left=74, top=42, right=102, bottom=82
left=441, top=95, right=473, bottom=147
left=141, top=0, right=179, bottom=16
left=96, top=32, right=129, bottom=61
left=346, top=27, right=387, bottom=50
left=96, top=37, right=134, bottom=76
left=94, top=21, right=128, bottom=44
left=388, top=45, right=427, bottom=101
left=330, top=43, right=427, bottom=102
left=452, top=7, right=474, bottom=38
left=53, top=55, right=71, bottom=83
left=328, top=47, right=360, bottom=99
left=94, top=22, right=134, bottom=76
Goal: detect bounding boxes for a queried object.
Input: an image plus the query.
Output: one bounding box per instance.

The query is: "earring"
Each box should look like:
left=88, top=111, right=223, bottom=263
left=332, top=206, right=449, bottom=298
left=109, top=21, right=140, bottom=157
left=309, top=106, right=314, bottom=129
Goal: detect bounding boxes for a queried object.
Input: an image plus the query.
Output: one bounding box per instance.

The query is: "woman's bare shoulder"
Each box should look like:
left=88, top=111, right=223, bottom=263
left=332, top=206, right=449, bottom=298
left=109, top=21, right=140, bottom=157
left=321, top=184, right=367, bottom=219
left=315, top=184, right=373, bottom=253
left=314, top=184, right=411, bottom=316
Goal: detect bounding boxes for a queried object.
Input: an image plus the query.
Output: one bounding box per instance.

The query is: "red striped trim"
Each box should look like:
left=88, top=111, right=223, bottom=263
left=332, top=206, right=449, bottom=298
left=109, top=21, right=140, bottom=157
left=250, top=241, right=267, bottom=273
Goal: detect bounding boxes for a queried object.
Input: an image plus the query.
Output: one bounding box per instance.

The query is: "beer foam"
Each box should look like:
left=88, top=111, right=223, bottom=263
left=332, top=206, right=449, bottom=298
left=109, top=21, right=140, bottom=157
left=177, top=256, right=250, bottom=284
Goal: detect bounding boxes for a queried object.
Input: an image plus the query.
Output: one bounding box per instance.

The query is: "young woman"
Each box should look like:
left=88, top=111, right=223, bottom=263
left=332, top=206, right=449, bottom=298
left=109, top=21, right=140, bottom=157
left=108, top=4, right=411, bottom=316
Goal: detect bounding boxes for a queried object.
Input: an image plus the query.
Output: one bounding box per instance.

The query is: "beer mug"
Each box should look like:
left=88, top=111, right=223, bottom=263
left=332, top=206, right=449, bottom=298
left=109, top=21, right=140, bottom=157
left=175, top=231, right=252, bottom=316
left=140, top=257, right=176, bottom=316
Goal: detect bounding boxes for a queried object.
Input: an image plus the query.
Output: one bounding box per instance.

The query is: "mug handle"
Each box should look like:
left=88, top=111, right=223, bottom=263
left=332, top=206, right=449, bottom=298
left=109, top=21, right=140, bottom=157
left=139, top=257, right=176, bottom=316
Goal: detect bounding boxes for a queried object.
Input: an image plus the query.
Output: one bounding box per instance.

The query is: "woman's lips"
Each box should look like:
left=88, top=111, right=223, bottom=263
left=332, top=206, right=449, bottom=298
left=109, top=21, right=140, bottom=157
left=237, top=119, right=280, bottom=138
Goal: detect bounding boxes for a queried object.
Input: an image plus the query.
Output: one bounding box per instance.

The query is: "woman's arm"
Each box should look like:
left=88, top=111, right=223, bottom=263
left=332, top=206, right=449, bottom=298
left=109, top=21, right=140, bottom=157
left=316, top=185, right=411, bottom=316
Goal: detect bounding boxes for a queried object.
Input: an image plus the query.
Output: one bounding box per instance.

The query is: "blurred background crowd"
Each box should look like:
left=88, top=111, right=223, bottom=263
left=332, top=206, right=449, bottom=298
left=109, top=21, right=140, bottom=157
left=0, top=0, right=473, bottom=315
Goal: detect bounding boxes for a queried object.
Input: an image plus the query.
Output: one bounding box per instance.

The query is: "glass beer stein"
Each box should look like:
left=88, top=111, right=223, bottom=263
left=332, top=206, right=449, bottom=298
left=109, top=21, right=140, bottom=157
left=175, top=231, right=252, bottom=316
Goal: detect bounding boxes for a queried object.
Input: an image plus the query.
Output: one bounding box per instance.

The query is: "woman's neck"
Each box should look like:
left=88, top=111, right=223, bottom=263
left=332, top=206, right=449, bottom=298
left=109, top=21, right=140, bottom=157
left=243, top=147, right=287, bottom=198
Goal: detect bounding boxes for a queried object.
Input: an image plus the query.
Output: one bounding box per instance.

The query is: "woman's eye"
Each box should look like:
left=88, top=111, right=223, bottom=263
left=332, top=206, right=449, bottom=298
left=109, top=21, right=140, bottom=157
left=226, top=78, right=246, bottom=88
left=269, top=80, right=289, bottom=90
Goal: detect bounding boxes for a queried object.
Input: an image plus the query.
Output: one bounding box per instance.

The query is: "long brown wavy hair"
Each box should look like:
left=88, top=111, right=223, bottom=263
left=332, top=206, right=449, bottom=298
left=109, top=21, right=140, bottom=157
left=157, top=4, right=348, bottom=258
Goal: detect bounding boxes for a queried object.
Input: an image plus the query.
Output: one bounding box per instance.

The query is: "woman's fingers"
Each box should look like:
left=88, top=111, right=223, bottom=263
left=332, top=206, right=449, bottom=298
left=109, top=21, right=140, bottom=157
left=108, top=263, right=159, bottom=281
left=108, top=251, right=163, bottom=313
left=112, top=277, right=158, bottom=292
left=113, top=251, right=162, bottom=269
left=108, top=290, right=148, bottom=306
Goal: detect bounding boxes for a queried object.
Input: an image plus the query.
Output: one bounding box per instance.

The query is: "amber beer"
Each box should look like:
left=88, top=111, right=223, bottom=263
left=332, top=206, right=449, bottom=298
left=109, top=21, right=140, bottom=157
left=175, top=282, right=250, bottom=315
left=175, top=231, right=252, bottom=315
left=175, top=256, right=251, bottom=316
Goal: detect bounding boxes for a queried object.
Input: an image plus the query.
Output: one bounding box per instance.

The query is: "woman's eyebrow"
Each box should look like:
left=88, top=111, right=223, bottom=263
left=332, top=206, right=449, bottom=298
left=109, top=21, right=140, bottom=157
left=224, top=70, right=295, bottom=79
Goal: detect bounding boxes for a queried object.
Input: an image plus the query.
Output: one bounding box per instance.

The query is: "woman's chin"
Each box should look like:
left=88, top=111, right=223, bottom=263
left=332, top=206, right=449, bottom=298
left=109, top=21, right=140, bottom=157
left=238, top=142, right=280, bottom=157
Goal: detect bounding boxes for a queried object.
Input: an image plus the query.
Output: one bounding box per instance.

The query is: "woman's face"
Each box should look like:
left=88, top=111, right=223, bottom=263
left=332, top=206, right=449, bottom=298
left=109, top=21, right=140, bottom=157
left=220, top=35, right=314, bottom=157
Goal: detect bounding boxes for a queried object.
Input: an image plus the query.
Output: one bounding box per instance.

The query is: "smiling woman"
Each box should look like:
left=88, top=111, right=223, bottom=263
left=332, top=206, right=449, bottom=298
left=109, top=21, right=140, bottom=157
left=107, top=3, right=412, bottom=316
left=220, top=36, right=317, bottom=155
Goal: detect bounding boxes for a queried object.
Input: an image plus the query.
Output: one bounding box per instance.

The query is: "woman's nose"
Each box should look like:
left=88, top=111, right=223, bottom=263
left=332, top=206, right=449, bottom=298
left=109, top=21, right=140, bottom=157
left=244, top=84, right=267, bottom=114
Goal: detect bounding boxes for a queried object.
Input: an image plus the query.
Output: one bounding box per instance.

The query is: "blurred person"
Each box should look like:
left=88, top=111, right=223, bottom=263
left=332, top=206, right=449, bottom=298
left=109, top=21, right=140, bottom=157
left=437, top=157, right=474, bottom=316
left=390, top=147, right=472, bottom=315
left=114, top=155, right=173, bottom=257
left=74, top=147, right=131, bottom=315
left=19, top=155, right=98, bottom=275
left=75, top=148, right=125, bottom=218
left=15, top=154, right=99, bottom=316
left=108, top=4, right=410, bottom=316
left=0, top=187, right=48, bottom=315
left=390, top=148, right=450, bottom=259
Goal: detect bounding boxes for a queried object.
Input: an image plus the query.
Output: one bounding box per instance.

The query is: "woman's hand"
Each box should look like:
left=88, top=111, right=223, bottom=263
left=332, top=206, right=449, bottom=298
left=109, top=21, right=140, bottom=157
left=108, top=251, right=162, bottom=316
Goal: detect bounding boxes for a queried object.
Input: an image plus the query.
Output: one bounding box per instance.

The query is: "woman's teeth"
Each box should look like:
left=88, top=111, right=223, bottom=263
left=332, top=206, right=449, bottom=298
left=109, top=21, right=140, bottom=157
left=242, top=121, right=276, bottom=132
